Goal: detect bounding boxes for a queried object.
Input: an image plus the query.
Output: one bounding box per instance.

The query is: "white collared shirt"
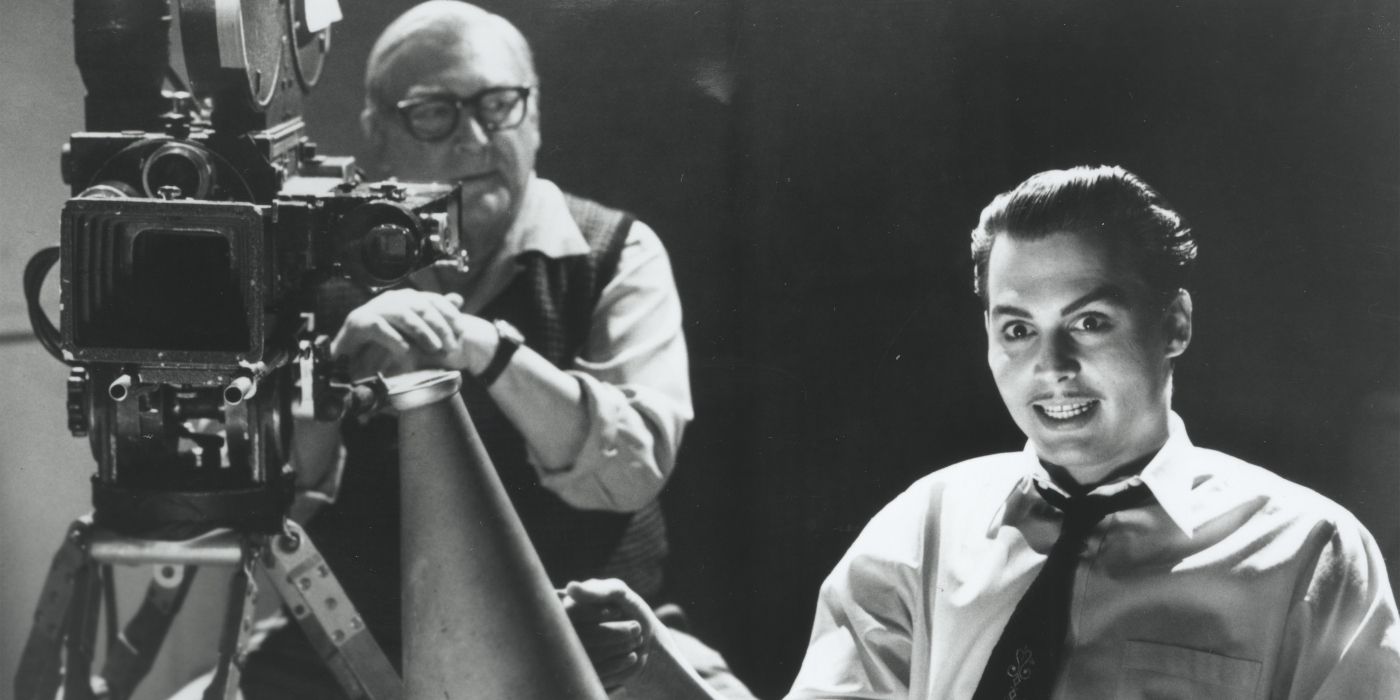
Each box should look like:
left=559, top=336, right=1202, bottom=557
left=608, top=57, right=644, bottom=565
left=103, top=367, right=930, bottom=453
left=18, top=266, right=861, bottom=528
left=414, top=176, right=692, bottom=512
left=787, top=413, right=1400, bottom=699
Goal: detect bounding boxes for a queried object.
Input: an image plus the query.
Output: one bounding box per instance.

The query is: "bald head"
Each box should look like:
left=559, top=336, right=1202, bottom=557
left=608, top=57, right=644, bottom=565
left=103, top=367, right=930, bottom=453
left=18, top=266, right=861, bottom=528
left=365, top=1, right=536, bottom=112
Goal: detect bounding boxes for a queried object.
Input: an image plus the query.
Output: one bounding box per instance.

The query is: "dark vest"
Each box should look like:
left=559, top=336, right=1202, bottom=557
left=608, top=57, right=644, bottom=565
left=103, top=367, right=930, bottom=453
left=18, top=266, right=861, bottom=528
left=305, top=194, right=669, bottom=663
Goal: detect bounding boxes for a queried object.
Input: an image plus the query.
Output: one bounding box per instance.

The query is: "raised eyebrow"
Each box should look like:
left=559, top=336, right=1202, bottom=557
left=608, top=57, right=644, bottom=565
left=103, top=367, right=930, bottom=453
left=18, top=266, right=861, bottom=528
left=1060, top=284, right=1130, bottom=316
left=988, top=304, right=1032, bottom=320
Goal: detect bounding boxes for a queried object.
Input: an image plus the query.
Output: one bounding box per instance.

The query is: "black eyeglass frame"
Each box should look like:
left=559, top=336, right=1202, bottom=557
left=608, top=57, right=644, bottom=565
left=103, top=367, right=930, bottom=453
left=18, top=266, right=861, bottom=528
left=394, top=86, right=534, bottom=142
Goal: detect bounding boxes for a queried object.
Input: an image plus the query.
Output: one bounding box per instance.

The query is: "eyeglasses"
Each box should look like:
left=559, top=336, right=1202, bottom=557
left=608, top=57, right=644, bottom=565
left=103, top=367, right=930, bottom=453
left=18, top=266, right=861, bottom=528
left=394, top=86, right=533, bottom=142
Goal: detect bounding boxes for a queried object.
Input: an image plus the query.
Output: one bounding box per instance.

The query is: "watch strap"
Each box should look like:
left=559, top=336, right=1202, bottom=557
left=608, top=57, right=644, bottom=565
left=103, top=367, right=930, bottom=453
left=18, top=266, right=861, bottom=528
left=477, top=319, right=522, bottom=388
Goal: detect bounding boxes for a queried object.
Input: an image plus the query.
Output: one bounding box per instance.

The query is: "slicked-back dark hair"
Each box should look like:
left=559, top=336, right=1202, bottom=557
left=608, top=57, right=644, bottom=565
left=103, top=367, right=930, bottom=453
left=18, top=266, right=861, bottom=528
left=970, top=165, right=1197, bottom=305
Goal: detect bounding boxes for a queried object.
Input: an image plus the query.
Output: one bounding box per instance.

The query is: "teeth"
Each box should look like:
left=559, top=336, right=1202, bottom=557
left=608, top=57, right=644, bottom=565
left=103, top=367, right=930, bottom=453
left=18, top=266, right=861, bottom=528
left=1040, top=401, right=1094, bottom=420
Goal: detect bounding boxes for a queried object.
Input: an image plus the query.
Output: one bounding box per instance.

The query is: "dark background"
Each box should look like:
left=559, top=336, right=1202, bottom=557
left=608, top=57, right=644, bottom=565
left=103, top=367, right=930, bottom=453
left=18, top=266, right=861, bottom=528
left=300, top=0, right=1400, bottom=696
left=2, top=1, right=1396, bottom=698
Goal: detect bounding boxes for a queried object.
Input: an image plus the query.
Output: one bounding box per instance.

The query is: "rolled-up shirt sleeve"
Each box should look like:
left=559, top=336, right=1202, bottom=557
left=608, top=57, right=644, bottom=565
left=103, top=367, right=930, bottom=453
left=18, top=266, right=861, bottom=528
left=533, top=220, right=692, bottom=512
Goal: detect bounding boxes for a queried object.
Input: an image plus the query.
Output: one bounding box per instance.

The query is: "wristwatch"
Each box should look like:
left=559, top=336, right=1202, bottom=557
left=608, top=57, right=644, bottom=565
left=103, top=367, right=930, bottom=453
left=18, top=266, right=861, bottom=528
left=476, top=319, right=524, bottom=388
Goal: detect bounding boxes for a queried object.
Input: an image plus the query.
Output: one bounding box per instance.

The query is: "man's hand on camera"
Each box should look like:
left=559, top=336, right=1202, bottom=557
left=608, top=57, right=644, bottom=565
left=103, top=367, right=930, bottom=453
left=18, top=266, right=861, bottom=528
left=331, top=289, right=495, bottom=377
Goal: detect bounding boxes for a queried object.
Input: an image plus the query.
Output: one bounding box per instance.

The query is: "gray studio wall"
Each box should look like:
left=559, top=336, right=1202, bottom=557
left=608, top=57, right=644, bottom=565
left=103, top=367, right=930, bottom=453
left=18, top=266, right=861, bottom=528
left=3, top=1, right=1397, bottom=699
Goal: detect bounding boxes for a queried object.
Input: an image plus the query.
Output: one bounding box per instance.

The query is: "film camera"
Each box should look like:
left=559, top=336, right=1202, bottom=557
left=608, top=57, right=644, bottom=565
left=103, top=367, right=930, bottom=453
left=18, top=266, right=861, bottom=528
left=18, top=2, right=457, bottom=698
left=24, top=0, right=469, bottom=540
left=18, top=4, right=614, bottom=699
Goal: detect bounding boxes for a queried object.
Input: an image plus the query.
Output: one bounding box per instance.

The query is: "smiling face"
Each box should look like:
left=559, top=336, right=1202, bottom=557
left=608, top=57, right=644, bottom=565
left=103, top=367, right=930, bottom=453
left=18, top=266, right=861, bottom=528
left=365, top=27, right=540, bottom=246
left=984, top=229, right=1192, bottom=485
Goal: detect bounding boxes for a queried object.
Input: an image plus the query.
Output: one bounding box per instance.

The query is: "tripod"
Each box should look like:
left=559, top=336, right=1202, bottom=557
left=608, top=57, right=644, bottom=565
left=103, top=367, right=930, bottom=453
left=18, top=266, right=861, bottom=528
left=14, top=369, right=609, bottom=700
left=15, top=517, right=401, bottom=700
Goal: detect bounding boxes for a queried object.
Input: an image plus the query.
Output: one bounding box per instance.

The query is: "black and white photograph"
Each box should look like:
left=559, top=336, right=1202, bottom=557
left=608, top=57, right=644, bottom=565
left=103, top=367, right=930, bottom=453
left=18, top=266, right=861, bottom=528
left=1, top=1, right=1397, bottom=698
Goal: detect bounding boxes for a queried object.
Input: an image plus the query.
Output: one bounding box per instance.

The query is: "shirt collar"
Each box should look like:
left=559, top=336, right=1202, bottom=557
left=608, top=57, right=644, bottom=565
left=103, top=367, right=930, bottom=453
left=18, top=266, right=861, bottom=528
left=989, top=412, right=1203, bottom=538
left=1134, top=412, right=1201, bottom=536
left=494, top=175, right=591, bottom=261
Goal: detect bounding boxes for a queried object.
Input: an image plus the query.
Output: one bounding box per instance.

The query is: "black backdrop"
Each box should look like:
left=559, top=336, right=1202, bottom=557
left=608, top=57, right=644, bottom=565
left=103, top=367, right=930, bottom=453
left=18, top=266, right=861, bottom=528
left=303, top=2, right=1398, bottom=696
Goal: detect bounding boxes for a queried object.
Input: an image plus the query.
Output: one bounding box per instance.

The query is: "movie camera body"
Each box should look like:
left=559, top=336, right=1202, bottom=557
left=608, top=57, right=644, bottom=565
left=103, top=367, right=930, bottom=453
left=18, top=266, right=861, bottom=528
left=26, top=0, right=469, bottom=540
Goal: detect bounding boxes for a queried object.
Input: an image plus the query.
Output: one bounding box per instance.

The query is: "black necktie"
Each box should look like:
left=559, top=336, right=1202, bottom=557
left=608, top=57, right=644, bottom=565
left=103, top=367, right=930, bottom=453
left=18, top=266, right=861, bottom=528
left=971, top=478, right=1152, bottom=700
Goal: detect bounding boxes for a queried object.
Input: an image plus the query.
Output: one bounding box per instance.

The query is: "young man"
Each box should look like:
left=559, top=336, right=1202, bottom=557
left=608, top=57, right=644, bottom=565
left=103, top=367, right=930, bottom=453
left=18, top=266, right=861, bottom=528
left=568, top=165, right=1400, bottom=699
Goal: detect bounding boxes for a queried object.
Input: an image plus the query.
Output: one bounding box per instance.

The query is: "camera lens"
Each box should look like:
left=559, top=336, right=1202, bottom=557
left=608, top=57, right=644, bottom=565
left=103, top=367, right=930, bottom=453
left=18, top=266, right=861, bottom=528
left=362, top=223, right=419, bottom=284
left=142, top=142, right=214, bottom=199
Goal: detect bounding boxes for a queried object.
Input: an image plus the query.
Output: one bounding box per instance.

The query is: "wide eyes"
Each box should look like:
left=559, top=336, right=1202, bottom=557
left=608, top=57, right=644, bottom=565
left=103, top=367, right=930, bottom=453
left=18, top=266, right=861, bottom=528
left=998, top=313, right=1112, bottom=343
left=1069, top=312, right=1114, bottom=333
left=1070, top=313, right=1111, bottom=333
left=1001, top=321, right=1034, bottom=342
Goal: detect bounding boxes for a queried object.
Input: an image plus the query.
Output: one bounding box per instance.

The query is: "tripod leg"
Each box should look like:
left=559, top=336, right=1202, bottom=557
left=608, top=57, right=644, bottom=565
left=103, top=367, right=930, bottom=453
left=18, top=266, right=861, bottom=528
left=263, top=523, right=402, bottom=700
left=15, top=517, right=93, bottom=700
left=64, top=550, right=103, bottom=700
left=204, top=561, right=257, bottom=700
left=101, top=564, right=199, bottom=700
left=103, top=564, right=119, bottom=652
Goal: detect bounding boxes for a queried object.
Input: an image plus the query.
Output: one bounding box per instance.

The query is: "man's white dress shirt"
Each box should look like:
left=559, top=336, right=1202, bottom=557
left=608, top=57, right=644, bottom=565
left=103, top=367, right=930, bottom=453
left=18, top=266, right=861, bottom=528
left=413, top=176, right=692, bottom=512
left=788, top=413, right=1400, bottom=699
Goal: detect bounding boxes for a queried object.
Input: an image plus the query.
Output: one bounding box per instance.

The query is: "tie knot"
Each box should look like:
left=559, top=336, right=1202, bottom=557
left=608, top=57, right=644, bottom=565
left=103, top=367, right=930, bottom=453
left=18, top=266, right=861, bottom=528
left=1034, top=479, right=1152, bottom=530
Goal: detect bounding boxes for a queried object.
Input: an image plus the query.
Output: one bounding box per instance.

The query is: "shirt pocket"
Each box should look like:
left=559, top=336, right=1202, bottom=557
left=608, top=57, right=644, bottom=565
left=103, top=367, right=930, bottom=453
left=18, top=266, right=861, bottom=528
left=1116, top=640, right=1262, bottom=700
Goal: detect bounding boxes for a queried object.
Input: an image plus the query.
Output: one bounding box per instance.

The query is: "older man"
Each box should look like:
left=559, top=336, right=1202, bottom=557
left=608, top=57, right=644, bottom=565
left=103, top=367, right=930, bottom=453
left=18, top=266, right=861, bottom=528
left=235, top=2, right=747, bottom=697
left=569, top=165, right=1400, bottom=699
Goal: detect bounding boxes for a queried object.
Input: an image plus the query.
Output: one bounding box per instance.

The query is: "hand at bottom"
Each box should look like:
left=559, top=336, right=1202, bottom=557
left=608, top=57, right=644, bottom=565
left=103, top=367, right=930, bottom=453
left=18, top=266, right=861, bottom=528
left=562, top=578, right=661, bottom=691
